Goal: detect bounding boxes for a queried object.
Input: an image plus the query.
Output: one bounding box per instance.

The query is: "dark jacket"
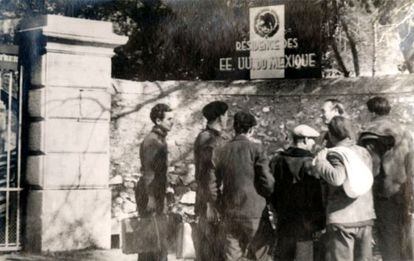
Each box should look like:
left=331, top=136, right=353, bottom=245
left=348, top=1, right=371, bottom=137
left=135, top=126, right=168, bottom=215
left=359, top=116, right=414, bottom=199
left=194, top=126, right=227, bottom=216
left=270, top=147, right=325, bottom=238
left=315, top=138, right=375, bottom=225
left=216, top=134, right=275, bottom=220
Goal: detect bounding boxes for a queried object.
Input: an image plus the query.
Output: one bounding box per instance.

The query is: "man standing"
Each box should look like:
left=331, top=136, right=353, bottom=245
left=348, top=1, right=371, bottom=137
left=216, top=111, right=275, bottom=260
left=270, top=125, right=324, bottom=261
left=359, top=96, right=414, bottom=261
left=194, top=101, right=229, bottom=261
left=320, top=99, right=355, bottom=148
left=135, top=103, right=174, bottom=261
left=314, top=116, right=375, bottom=261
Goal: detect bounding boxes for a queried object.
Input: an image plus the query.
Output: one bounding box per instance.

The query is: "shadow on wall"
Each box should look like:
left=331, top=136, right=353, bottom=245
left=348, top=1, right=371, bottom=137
left=108, top=75, right=414, bottom=222
left=110, top=75, right=414, bottom=174
left=41, top=189, right=111, bottom=251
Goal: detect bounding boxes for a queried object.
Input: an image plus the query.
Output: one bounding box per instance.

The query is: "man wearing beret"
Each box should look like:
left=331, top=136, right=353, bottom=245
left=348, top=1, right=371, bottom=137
left=194, top=101, right=229, bottom=261
left=270, top=125, right=325, bottom=261
left=216, top=111, right=275, bottom=260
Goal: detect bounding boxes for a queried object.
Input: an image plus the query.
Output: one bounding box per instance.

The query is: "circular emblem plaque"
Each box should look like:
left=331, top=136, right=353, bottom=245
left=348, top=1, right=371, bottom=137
left=254, top=9, right=280, bottom=38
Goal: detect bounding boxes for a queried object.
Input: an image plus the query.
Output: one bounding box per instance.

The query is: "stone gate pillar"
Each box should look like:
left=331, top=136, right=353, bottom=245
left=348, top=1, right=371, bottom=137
left=18, top=15, right=128, bottom=252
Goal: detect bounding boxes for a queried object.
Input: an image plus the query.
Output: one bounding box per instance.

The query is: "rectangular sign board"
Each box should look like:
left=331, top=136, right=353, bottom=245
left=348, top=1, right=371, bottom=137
left=249, top=5, right=285, bottom=79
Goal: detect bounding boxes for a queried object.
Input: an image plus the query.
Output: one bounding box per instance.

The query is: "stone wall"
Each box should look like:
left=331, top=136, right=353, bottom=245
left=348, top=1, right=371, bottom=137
left=110, top=75, right=414, bottom=223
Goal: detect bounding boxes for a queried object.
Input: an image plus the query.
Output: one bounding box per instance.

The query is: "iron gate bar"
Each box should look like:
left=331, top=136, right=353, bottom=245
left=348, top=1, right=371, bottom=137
left=0, top=188, right=22, bottom=192
left=17, top=66, right=22, bottom=247
left=5, top=71, right=13, bottom=246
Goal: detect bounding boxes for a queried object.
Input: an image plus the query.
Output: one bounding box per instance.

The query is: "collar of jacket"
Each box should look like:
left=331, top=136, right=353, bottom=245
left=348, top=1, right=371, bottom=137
left=281, top=147, right=313, bottom=157
left=363, top=116, right=404, bottom=144
left=152, top=125, right=168, bottom=138
left=233, top=134, right=249, bottom=142
left=206, top=125, right=221, bottom=137
left=335, top=137, right=356, bottom=147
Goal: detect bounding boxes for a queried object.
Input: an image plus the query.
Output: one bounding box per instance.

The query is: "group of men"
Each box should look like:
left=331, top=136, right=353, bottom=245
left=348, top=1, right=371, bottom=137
left=134, top=97, right=414, bottom=261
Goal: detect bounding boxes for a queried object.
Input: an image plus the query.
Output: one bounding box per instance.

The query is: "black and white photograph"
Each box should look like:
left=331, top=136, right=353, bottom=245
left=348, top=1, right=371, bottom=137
left=0, top=0, right=414, bottom=260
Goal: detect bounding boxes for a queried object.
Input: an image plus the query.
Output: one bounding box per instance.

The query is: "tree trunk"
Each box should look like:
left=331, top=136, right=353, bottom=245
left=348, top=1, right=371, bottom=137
left=331, top=37, right=350, bottom=77
left=341, top=17, right=360, bottom=76
left=406, top=58, right=414, bottom=73
left=372, top=23, right=377, bottom=77
left=326, top=0, right=349, bottom=77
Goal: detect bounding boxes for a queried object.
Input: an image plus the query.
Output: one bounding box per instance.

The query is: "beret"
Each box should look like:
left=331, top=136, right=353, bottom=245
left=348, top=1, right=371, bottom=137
left=202, top=101, right=228, bottom=121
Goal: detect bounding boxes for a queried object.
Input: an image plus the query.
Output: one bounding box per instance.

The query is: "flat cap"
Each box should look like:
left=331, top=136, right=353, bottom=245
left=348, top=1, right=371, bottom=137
left=293, top=124, right=320, bottom=138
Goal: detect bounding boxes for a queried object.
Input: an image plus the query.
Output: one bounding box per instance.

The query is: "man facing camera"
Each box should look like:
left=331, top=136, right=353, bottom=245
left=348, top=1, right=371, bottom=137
left=216, top=111, right=275, bottom=260
left=270, top=125, right=325, bottom=261
left=194, top=101, right=229, bottom=261
left=320, top=99, right=355, bottom=148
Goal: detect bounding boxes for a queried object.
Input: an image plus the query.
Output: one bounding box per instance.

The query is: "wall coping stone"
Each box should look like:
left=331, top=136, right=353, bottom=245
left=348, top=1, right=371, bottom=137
left=111, top=74, right=414, bottom=97
left=19, top=15, right=128, bottom=49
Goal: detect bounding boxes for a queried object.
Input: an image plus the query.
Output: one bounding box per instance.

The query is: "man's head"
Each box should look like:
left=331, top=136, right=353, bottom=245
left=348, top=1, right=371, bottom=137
left=202, top=101, right=229, bottom=128
left=321, top=99, right=345, bottom=124
left=233, top=111, right=257, bottom=136
left=292, top=124, right=320, bottom=151
left=150, top=103, right=174, bottom=132
left=327, top=116, right=353, bottom=145
left=367, top=96, right=391, bottom=116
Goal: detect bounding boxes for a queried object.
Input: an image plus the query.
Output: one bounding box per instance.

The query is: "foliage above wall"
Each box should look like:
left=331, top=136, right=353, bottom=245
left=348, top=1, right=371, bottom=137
left=0, top=0, right=413, bottom=80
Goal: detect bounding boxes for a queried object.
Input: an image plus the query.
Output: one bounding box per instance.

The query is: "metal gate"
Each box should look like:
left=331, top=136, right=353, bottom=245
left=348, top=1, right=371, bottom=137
left=0, top=45, right=22, bottom=251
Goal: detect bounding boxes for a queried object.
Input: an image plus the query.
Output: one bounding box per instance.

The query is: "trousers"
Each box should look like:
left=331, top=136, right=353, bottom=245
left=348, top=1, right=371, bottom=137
left=194, top=217, right=225, bottom=261
left=375, top=196, right=413, bottom=261
left=224, top=217, right=272, bottom=261
left=326, top=224, right=373, bottom=261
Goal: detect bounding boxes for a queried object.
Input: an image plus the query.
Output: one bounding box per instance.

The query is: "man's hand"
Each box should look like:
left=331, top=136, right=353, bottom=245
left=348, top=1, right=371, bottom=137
left=310, top=149, right=329, bottom=179
left=313, top=148, right=328, bottom=167
left=206, top=202, right=220, bottom=223
left=147, top=196, right=157, bottom=212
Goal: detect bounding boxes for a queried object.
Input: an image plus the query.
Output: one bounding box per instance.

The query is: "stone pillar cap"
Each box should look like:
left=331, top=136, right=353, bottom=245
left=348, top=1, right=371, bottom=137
left=19, top=15, right=128, bottom=48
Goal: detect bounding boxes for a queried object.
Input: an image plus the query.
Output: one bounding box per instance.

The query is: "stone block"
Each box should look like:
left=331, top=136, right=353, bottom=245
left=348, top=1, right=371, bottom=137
left=31, top=55, right=46, bottom=87
left=29, top=87, right=110, bottom=119
left=28, top=89, right=45, bottom=118
left=29, top=119, right=109, bottom=153
left=29, top=121, right=44, bottom=152
left=30, top=52, right=111, bottom=88
left=79, top=89, right=111, bottom=120
left=44, top=52, right=112, bottom=88
left=25, top=189, right=111, bottom=252
left=26, top=153, right=109, bottom=189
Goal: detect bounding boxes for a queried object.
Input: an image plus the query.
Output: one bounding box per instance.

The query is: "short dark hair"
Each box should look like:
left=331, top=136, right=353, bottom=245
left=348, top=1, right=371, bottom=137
left=202, top=101, right=228, bottom=123
left=367, top=96, right=391, bottom=116
left=324, top=99, right=345, bottom=115
left=150, top=103, right=172, bottom=124
left=328, top=116, right=353, bottom=141
left=233, top=111, right=257, bottom=134
left=293, top=135, right=306, bottom=144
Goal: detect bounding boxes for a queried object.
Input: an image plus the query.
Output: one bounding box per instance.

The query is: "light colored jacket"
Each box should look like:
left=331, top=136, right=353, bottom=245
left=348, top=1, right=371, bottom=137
left=314, top=138, right=376, bottom=225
